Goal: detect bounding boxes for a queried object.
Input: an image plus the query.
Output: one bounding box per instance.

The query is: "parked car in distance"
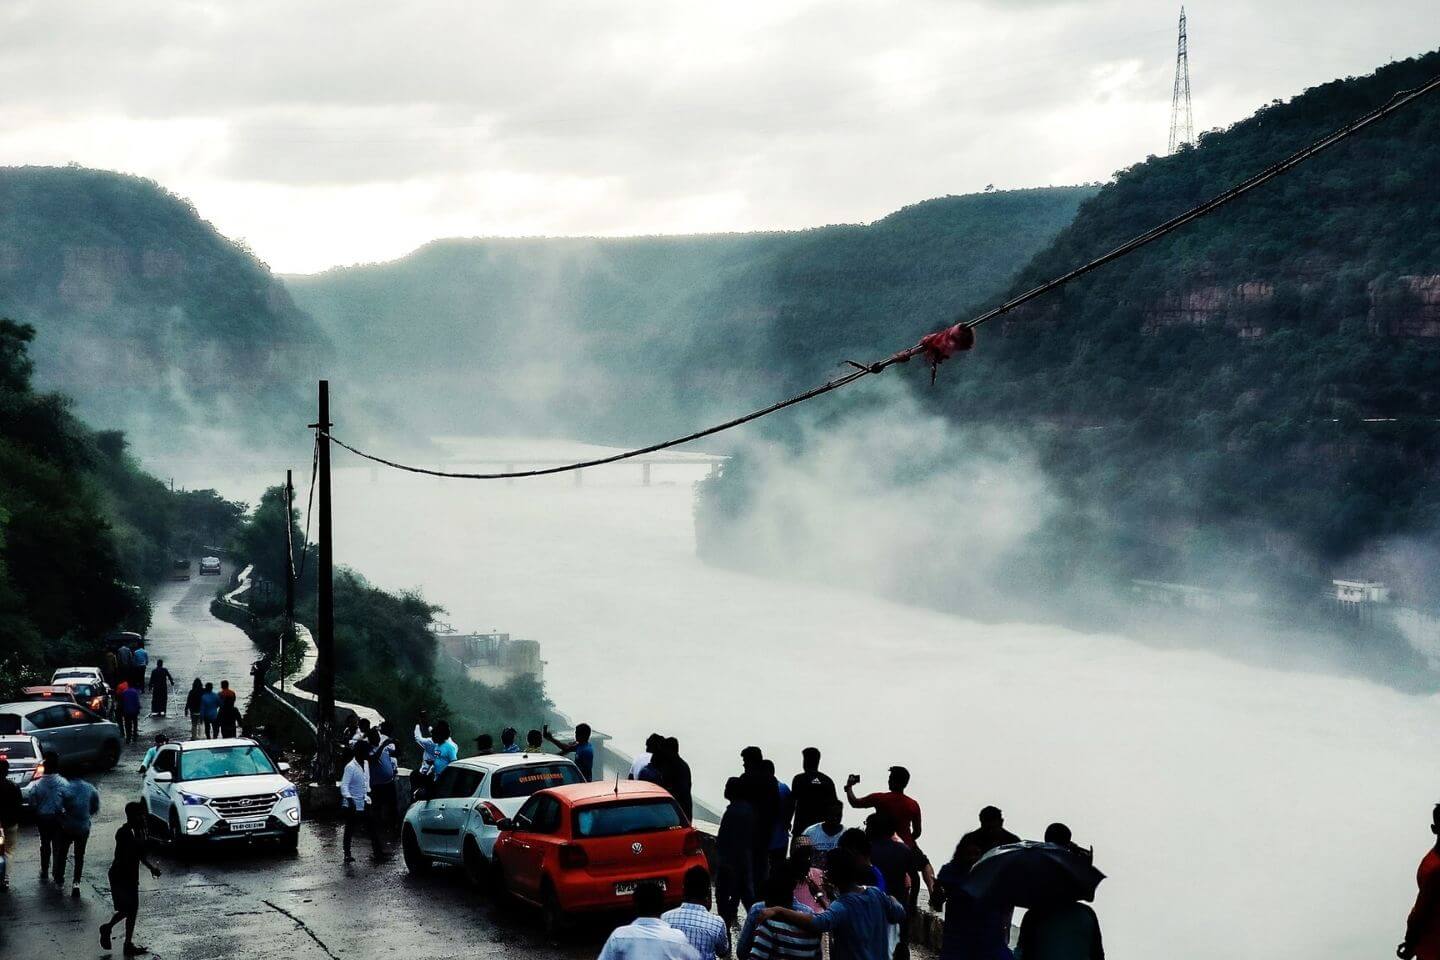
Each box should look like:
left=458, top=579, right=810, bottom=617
left=491, top=780, right=705, bottom=933
left=199, top=556, right=222, bottom=576
left=403, top=752, right=584, bottom=883
left=173, top=557, right=191, bottom=580
left=140, top=738, right=300, bottom=853
left=18, top=685, right=82, bottom=706
left=52, top=666, right=105, bottom=687
left=50, top=668, right=110, bottom=716
left=0, top=701, right=122, bottom=772
left=0, top=734, right=44, bottom=808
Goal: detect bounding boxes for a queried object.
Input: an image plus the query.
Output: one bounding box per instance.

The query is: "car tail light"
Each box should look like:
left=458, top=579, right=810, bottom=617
left=682, top=830, right=702, bottom=856
left=558, top=843, right=589, bottom=869
left=476, top=801, right=506, bottom=825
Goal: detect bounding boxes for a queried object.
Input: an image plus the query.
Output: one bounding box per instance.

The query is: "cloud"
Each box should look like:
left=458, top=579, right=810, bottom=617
left=1, top=0, right=1434, bottom=271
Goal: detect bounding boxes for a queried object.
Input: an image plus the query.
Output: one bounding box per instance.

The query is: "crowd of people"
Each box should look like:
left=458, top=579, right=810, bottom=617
left=101, top=637, right=243, bottom=745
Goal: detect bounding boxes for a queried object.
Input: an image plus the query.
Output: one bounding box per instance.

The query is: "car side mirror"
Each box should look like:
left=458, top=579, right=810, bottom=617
left=414, top=787, right=430, bottom=802
left=495, top=817, right=513, bottom=831
left=153, top=771, right=172, bottom=783
left=278, top=762, right=291, bottom=773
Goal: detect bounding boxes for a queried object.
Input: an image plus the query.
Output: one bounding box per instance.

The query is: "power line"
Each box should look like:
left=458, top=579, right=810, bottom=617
left=295, top=437, right=319, bottom=578
left=327, top=67, right=1440, bottom=482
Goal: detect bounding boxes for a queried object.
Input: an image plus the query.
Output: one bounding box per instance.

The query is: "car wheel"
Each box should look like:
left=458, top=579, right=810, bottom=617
left=402, top=827, right=430, bottom=874
left=463, top=838, right=489, bottom=888
left=99, top=741, right=121, bottom=770
left=541, top=879, right=570, bottom=942
left=279, top=828, right=300, bottom=855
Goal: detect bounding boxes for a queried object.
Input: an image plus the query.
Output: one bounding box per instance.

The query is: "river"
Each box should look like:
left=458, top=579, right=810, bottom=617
left=172, top=435, right=1434, bottom=959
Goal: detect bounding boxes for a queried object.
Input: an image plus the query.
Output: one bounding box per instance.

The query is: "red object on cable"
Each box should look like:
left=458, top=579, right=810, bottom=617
left=914, top=322, right=976, bottom=381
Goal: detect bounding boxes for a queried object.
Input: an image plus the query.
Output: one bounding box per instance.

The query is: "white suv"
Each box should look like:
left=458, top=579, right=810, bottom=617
left=141, top=738, right=301, bottom=853
left=402, top=752, right=583, bottom=884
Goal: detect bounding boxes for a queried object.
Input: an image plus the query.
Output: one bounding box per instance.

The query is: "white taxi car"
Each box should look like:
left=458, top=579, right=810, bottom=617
left=141, top=738, right=300, bottom=853
left=402, top=752, right=583, bottom=884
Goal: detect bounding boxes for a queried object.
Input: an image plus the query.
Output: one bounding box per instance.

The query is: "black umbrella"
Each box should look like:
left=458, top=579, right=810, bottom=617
left=959, top=841, right=1105, bottom=909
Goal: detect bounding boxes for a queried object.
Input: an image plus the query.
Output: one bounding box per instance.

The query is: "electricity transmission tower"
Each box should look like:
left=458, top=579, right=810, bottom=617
left=1169, top=6, right=1194, bottom=153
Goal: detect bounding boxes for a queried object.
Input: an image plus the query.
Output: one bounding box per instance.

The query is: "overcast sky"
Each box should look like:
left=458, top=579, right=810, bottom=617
left=2, top=0, right=1435, bottom=273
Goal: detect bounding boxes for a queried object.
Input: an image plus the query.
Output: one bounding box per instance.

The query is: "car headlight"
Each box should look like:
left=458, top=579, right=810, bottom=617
left=277, top=785, right=298, bottom=800
left=186, top=817, right=204, bottom=833
left=285, top=808, right=301, bottom=824
left=178, top=791, right=208, bottom=806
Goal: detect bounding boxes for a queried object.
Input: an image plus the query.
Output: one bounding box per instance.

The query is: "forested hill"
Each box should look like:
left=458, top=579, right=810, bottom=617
left=287, top=186, right=1095, bottom=442
left=0, top=166, right=330, bottom=454
left=931, top=51, right=1440, bottom=596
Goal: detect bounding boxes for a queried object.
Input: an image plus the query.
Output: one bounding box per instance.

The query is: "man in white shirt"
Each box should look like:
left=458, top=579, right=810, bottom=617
left=629, top=733, right=663, bottom=780
left=339, top=742, right=381, bottom=863
left=599, top=883, right=699, bottom=960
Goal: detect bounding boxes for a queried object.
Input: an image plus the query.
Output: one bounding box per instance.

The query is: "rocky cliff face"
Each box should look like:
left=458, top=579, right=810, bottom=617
left=1370, top=275, right=1440, bottom=338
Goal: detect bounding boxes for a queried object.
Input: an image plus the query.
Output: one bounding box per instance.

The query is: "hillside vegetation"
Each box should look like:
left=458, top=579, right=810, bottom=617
left=288, top=187, right=1095, bottom=442
left=0, top=166, right=330, bottom=453
left=0, top=317, right=243, bottom=693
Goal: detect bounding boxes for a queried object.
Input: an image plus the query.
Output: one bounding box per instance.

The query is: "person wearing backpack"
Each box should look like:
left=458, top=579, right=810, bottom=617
left=366, top=726, right=398, bottom=838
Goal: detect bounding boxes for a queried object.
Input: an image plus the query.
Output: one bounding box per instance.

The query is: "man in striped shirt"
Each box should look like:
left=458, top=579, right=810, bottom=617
left=663, top=868, right=732, bottom=959
left=738, top=871, right=822, bottom=960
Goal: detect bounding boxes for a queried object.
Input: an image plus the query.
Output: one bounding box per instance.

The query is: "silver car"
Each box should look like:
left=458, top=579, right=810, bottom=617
left=0, top=734, right=43, bottom=808
left=0, top=701, right=122, bottom=772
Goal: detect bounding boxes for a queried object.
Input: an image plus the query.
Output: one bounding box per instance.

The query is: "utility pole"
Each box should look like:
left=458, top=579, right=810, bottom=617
left=1169, top=6, right=1194, bottom=154
left=283, top=469, right=295, bottom=694
left=311, top=380, right=336, bottom=782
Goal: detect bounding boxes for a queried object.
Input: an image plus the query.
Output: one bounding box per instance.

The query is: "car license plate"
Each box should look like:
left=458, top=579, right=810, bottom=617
left=229, top=819, right=266, bottom=832
left=615, top=879, right=666, bottom=896
left=6, top=774, right=22, bottom=784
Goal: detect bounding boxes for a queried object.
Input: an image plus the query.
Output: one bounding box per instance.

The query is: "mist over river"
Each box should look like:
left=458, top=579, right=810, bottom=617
left=174, top=437, right=1435, bottom=959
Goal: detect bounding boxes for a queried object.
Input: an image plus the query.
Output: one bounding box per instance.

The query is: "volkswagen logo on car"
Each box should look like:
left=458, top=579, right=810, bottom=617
left=631, top=841, right=644, bottom=855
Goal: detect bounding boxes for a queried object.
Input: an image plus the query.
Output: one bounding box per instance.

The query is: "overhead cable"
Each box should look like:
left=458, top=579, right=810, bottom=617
left=326, top=68, right=1440, bottom=481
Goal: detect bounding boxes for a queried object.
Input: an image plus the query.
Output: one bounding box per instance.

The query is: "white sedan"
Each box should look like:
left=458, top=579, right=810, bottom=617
left=402, top=752, right=583, bottom=883
left=141, top=738, right=301, bottom=853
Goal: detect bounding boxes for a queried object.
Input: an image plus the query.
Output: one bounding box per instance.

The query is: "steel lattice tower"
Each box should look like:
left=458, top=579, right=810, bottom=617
left=1168, top=6, right=1194, bottom=153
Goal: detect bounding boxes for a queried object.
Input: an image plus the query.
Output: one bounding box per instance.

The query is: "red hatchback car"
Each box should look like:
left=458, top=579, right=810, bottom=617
left=493, top=780, right=705, bottom=928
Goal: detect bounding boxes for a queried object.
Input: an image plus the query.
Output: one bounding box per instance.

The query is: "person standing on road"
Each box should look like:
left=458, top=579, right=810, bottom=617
left=217, top=696, right=241, bottom=739
left=791, top=748, right=838, bottom=842
left=218, top=679, right=236, bottom=708
left=716, top=777, right=757, bottom=924
left=366, top=727, right=398, bottom=838
left=599, top=882, right=700, bottom=960
left=199, top=683, right=221, bottom=738
left=148, top=659, right=173, bottom=718
left=543, top=722, right=595, bottom=781
left=525, top=728, right=544, bottom=752
left=845, top=767, right=931, bottom=922
left=112, top=679, right=129, bottom=722
left=863, top=813, right=923, bottom=960
left=668, top=738, right=694, bottom=823
left=119, top=685, right=142, bottom=745
left=340, top=742, right=382, bottom=863
left=99, top=802, right=161, bottom=956
left=631, top=733, right=662, bottom=779
left=0, top=757, right=22, bottom=889
left=138, top=734, right=168, bottom=773
left=800, top=801, right=846, bottom=869
left=413, top=719, right=457, bottom=778
left=130, top=642, right=148, bottom=692
left=765, top=760, right=793, bottom=874
left=474, top=733, right=495, bottom=756
left=115, top=643, right=133, bottom=690
left=1401, top=803, right=1440, bottom=960
left=758, top=849, right=905, bottom=960
left=184, top=679, right=204, bottom=739
left=663, top=866, right=732, bottom=959
left=740, top=747, right=779, bottom=891
left=737, top=869, right=822, bottom=960
left=500, top=726, right=521, bottom=754
left=30, top=751, right=68, bottom=886
left=55, top=776, right=100, bottom=897
left=959, top=807, right=1019, bottom=866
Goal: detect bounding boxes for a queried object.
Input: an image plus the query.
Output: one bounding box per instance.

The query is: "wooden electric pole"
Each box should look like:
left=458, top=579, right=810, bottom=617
left=312, top=380, right=336, bottom=781
left=283, top=469, right=295, bottom=693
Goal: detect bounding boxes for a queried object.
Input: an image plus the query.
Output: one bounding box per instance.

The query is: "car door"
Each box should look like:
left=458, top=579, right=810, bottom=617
left=432, top=767, right=484, bottom=859
left=415, top=766, right=461, bottom=859
left=507, top=794, right=562, bottom=900
left=145, top=746, right=180, bottom=822
left=25, top=706, right=72, bottom=758
left=57, top=705, right=101, bottom=762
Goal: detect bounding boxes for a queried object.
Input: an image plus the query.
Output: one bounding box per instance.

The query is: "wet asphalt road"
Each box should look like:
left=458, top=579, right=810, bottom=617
left=0, top=570, right=604, bottom=960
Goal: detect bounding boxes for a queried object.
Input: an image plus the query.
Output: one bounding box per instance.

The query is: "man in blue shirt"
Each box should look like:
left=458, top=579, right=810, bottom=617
left=544, top=722, right=595, bottom=781
left=30, top=752, right=68, bottom=885
left=130, top=643, right=149, bottom=691
left=759, top=849, right=906, bottom=960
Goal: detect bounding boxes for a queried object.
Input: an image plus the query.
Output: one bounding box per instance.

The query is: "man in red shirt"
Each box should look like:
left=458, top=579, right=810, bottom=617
left=1400, top=804, right=1440, bottom=960
left=845, top=767, right=921, bottom=847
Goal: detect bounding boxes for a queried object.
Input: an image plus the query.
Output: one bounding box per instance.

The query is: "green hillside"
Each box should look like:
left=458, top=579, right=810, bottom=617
left=287, top=187, right=1095, bottom=442
left=704, top=50, right=1440, bottom=604
left=0, top=166, right=331, bottom=452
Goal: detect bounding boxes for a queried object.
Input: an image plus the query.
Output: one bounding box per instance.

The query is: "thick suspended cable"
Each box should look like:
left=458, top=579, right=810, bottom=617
left=295, top=436, right=319, bottom=578
left=325, top=68, right=1440, bottom=481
